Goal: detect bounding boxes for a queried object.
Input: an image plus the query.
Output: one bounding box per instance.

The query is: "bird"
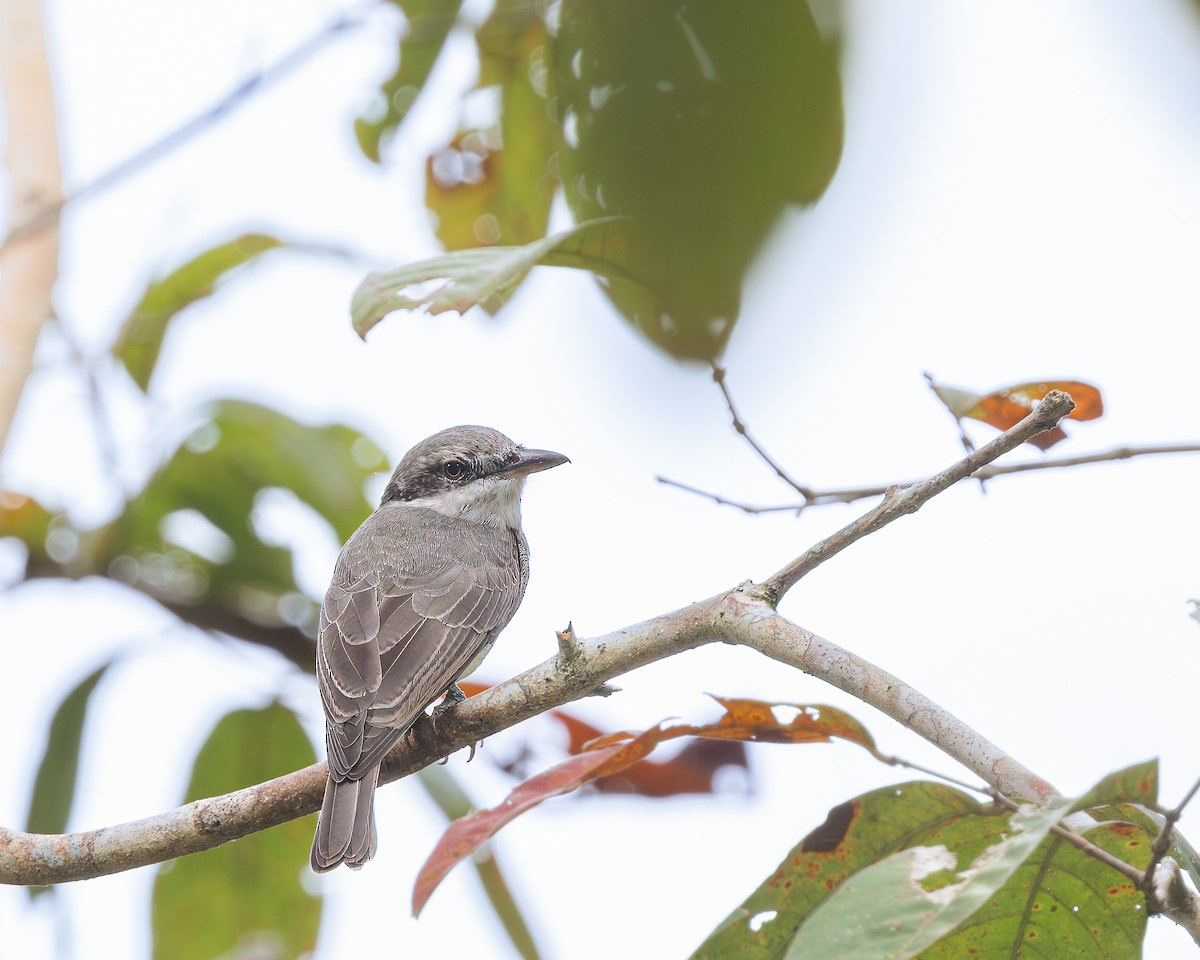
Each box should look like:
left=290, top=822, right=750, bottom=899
left=310, top=424, right=568, bottom=872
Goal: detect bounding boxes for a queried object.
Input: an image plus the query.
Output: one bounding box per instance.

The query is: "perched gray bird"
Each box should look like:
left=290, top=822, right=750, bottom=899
left=310, top=425, right=568, bottom=872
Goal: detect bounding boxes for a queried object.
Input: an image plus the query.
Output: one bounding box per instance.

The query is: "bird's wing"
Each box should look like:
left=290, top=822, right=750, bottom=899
left=317, top=507, right=525, bottom=781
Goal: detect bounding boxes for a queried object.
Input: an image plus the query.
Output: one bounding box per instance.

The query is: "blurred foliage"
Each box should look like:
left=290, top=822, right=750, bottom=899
left=359, top=0, right=842, bottom=360
left=23, top=659, right=114, bottom=899
left=114, top=234, right=283, bottom=392
left=108, top=399, right=384, bottom=637
left=151, top=702, right=321, bottom=960
left=693, top=762, right=1157, bottom=960
left=355, top=0, right=463, bottom=163
left=425, top=0, right=560, bottom=257
left=553, top=0, right=843, bottom=360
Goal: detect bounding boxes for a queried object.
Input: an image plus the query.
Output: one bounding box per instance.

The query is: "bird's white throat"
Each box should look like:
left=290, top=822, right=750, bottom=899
left=409, top=475, right=524, bottom=529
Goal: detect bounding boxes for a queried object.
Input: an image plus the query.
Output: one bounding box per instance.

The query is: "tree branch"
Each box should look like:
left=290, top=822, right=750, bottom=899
left=0, top=0, right=64, bottom=456
left=0, top=589, right=1053, bottom=886
left=760, top=390, right=1076, bottom=603
left=659, top=443, right=1200, bottom=516
left=0, top=392, right=1076, bottom=885
left=6, top=387, right=1197, bottom=937
left=709, top=363, right=815, bottom=499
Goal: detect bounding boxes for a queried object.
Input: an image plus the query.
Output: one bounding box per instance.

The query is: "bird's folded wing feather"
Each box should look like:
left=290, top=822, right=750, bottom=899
left=317, top=507, right=524, bottom=781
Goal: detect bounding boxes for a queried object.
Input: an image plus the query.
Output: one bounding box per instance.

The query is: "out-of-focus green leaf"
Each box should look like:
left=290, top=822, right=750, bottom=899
left=552, top=0, right=843, bottom=361
left=418, top=766, right=543, bottom=960
left=108, top=400, right=386, bottom=634
left=0, top=490, right=56, bottom=570
left=353, top=217, right=642, bottom=337
left=114, top=234, right=283, bottom=391
left=693, top=766, right=1155, bottom=960
left=23, top=660, right=113, bottom=898
left=426, top=0, right=558, bottom=263
left=151, top=702, right=320, bottom=960
left=356, top=0, right=463, bottom=162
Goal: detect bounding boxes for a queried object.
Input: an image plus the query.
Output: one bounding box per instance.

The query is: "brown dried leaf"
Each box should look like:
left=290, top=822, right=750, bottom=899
left=412, top=697, right=877, bottom=915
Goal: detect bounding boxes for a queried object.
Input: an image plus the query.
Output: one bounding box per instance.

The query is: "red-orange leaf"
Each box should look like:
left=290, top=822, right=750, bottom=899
left=412, top=697, right=878, bottom=915
left=930, top=378, right=1104, bottom=450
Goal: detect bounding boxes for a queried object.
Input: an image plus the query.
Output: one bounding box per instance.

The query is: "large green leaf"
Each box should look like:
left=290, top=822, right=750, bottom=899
left=552, top=0, right=843, bottom=361
left=113, top=234, right=283, bottom=391
left=23, top=660, right=113, bottom=897
left=356, top=0, right=463, bottom=162
left=151, top=702, right=321, bottom=960
left=785, top=800, right=1071, bottom=960
left=693, top=765, right=1156, bottom=960
left=108, top=400, right=386, bottom=635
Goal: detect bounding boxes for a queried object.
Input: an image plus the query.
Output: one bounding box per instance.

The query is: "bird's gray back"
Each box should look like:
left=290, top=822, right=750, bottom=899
left=317, top=502, right=528, bottom=780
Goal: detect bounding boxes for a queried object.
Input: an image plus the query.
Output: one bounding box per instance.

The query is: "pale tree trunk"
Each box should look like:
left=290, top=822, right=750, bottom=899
left=0, top=0, right=63, bottom=456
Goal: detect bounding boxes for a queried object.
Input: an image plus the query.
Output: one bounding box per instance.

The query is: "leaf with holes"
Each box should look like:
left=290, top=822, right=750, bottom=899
left=351, top=217, right=641, bottom=338
left=692, top=761, right=1157, bottom=960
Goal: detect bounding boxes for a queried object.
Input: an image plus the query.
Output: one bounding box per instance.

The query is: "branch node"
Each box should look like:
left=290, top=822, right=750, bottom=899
left=556, top=622, right=583, bottom=666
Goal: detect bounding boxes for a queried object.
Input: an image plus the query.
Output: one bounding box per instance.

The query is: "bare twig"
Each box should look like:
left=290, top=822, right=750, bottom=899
left=710, top=363, right=815, bottom=499
left=761, top=391, right=1076, bottom=604
left=0, top=6, right=376, bottom=255
left=662, top=443, right=1200, bottom=516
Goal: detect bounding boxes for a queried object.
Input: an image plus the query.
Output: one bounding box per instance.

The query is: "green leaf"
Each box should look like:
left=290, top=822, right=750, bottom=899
left=785, top=799, right=1070, bottom=960
left=24, top=660, right=113, bottom=897
left=109, top=400, right=386, bottom=634
left=352, top=217, right=640, bottom=338
left=356, top=0, right=463, bottom=162
left=0, top=490, right=56, bottom=570
left=693, top=768, right=1156, bottom=960
left=1070, top=758, right=1158, bottom=812
left=425, top=0, right=558, bottom=259
left=151, top=702, right=320, bottom=960
left=690, top=781, right=987, bottom=960
left=418, top=766, right=543, bottom=960
left=552, top=0, right=843, bottom=361
left=113, top=234, right=283, bottom=391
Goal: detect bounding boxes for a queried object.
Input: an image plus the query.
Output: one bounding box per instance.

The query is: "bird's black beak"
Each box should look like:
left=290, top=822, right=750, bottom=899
left=500, top=447, right=570, bottom=478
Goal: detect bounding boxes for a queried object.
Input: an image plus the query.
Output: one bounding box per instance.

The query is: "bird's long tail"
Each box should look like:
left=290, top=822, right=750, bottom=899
left=310, top=766, right=379, bottom=872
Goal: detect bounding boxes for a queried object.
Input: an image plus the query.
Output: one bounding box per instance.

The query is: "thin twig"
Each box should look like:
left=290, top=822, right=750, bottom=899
left=710, top=362, right=815, bottom=499
left=761, top=391, right=1077, bottom=604
left=662, top=442, right=1200, bottom=516
left=0, top=6, right=377, bottom=255
left=1145, top=772, right=1200, bottom=892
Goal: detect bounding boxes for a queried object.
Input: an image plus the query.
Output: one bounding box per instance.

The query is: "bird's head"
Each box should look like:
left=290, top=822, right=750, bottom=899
left=381, top=425, right=569, bottom=529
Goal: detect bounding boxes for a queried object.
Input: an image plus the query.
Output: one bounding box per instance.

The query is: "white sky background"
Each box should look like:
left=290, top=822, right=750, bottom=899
left=3, top=0, right=1200, bottom=957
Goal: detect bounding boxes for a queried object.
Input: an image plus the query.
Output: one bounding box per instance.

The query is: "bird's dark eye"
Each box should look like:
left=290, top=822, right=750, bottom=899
left=443, top=460, right=467, bottom=481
